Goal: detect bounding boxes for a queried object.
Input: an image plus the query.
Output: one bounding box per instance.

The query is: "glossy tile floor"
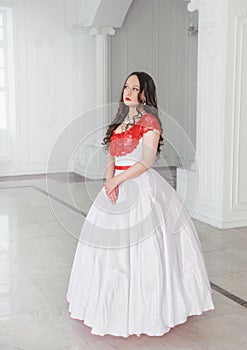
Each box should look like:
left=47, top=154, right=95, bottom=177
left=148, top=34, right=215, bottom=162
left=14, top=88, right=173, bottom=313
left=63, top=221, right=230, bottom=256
left=0, top=174, right=247, bottom=350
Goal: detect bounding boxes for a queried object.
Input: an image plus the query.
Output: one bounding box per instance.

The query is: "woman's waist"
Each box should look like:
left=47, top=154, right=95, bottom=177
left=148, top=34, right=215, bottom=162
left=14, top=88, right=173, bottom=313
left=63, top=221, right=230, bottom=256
left=114, top=165, right=131, bottom=171
left=114, top=157, right=139, bottom=168
left=114, top=161, right=136, bottom=172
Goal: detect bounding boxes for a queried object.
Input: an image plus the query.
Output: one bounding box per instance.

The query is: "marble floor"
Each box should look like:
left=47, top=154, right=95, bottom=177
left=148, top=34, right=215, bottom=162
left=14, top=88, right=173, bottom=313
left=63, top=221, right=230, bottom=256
left=0, top=173, right=247, bottom=350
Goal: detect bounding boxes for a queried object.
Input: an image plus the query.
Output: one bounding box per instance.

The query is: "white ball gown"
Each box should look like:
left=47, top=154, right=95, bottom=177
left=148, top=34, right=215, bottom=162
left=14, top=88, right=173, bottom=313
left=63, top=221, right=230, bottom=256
left=66, top=113, right=214, bottom=337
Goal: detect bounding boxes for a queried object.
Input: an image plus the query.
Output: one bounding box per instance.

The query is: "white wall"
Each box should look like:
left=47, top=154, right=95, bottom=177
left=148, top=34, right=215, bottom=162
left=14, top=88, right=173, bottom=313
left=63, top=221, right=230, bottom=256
left=0, top=0, right=96, bottom=176
left=0, top=0, right=197, bottom=176
left=111, top=0, right=198, bottom=167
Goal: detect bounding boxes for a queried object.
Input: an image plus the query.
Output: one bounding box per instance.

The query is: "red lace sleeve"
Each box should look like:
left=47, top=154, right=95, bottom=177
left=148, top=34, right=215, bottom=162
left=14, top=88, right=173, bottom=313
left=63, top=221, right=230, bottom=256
left=138, top=113, right=162, bottom=135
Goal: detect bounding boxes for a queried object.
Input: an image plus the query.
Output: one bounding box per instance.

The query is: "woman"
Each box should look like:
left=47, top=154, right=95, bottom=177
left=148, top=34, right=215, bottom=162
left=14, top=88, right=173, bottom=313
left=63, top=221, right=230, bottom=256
left=66, top=72, right=214, bottom=337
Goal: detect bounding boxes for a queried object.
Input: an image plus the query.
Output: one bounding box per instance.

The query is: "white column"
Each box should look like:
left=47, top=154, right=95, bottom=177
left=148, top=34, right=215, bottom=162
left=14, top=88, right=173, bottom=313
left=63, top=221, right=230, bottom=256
left=177, top=0, right=247, bottom=228
left=74, top=26, right=115, bottom=180
left=90, top=26, right=115, bottom=143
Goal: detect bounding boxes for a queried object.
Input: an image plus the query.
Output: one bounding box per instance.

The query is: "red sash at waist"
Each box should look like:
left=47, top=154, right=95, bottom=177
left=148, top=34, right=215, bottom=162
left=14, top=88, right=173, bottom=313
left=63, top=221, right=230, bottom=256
left=115, top=165, right=131, bottom=170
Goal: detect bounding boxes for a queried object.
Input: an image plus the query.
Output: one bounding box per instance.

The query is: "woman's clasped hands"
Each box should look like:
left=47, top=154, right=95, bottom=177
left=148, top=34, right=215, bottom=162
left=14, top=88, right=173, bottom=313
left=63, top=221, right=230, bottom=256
left=104, top=177, right=119, bottom=204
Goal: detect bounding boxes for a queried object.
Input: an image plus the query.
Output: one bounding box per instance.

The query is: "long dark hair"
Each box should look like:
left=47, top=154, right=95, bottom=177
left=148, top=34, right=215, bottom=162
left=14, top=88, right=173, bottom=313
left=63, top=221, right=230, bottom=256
left=102, top=71, right=164, bottom=156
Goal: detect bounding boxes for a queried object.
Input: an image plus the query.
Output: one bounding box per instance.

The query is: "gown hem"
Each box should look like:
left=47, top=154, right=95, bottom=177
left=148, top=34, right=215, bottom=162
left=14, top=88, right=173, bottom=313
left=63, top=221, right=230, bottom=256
left=66, top=295, right=215, bottom=338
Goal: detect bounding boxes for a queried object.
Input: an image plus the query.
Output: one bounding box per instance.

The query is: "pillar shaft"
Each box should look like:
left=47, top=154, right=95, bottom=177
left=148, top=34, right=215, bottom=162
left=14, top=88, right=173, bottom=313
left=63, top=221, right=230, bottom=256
left=90, top=26, right=115, bottom=143
left=178, top=0, right=247, bottom=228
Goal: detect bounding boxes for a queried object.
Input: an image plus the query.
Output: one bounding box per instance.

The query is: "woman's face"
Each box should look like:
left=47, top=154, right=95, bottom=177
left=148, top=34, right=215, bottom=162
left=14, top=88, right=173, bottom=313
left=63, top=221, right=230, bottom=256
left=123, top=75, right=141, bottom=107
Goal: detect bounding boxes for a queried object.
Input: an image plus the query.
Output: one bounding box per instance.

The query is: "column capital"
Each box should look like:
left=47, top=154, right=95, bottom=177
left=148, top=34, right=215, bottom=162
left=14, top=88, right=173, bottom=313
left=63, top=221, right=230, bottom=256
left=188, top=0, right=216, bottom=13
left=89, top=26, right=115, bottom=37
left=187, top=0, right=201, bottom=12
left=188, top=0, right=224, bottom=45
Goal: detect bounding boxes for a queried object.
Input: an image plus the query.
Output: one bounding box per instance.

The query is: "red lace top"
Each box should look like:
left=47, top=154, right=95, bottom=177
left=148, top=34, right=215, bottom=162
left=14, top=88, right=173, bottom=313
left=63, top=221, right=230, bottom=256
left=109, top=113, right=162, bottom=157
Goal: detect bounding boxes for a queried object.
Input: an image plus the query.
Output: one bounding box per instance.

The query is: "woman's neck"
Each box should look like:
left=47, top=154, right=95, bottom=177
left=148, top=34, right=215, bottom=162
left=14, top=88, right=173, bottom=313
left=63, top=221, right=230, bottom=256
left=128, top=106, right=145, bottom=118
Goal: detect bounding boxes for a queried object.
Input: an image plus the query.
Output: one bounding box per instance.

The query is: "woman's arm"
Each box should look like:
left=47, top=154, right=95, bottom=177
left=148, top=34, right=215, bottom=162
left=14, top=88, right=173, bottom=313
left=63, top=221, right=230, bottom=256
left=105, top=152, right=119, bottom=203
left=104, top=130, right=160, bottom=196
left=105, top=153, right=115, bottom=180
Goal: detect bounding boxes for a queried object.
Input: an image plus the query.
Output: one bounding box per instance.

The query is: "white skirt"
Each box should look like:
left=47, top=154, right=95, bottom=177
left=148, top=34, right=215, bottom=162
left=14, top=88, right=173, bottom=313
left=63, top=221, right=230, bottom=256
left=66, top=168, right=214, bottom=337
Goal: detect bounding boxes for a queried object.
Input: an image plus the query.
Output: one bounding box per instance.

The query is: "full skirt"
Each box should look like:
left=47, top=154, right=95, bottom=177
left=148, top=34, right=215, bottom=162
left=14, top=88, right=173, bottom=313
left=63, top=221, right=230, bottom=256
left=66, top=168, right=214, bottom=337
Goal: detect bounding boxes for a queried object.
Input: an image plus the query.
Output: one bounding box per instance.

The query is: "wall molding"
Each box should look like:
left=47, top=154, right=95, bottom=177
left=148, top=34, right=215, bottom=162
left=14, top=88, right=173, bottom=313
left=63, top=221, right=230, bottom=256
left=231, top=9, right=247, bottom=211
left=36, top=32, right=56, bottom=130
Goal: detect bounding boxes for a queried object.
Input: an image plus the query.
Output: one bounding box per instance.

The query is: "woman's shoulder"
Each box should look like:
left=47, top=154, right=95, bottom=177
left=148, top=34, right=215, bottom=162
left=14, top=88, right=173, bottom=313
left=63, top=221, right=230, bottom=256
left=137, top=113, right=162, bottom=134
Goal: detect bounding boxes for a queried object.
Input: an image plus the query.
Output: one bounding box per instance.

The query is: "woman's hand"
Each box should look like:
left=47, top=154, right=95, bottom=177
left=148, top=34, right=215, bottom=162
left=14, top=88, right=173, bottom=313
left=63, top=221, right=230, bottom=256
left=108, top=186, right=119, bottom=204
left=104, top=177, right=119, bottom=203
